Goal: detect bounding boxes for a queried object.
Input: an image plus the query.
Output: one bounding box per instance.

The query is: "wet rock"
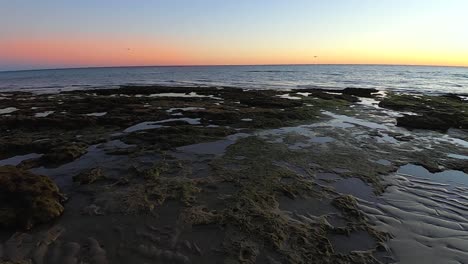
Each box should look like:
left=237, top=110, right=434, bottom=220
left=41, top=143, right=88, bottom=165
left=342, top=88, right=378, bottom=98
left=337, top=94, right=360, bottom=103
left=121, top=126, right=236, bottom=150
left=442, top=93, right=463, bottom=101
left=396, top=114, right=456, bottom=131
left=239, top=96, right=303, bottom=108
left=331, top=195, right=364, bottom=219
left=0, top=166, right=65, bottom=229
left=295, top=89, right=359, bottom=102
left=73, top=168, right=105, bottom=185
left=379, top=93, right=467, bottom=131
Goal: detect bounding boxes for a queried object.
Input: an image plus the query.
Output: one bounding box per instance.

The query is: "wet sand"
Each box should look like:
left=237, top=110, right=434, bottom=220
left=0, top=86, right=467, bottom=263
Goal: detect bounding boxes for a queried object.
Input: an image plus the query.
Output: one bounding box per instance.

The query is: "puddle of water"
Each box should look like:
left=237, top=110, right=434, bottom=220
left=296, top=92, right=311, bottom=97
left=31, top=143, right=132, bottom=188
left=376, top=132, right=398, bottom=144
left=156, top=118, right=201, bottom=125
left=447, top=153, right=468, bottom=160
left=35, top=111, right=54, bottom=117
left=332, top=178, right=378, bottom=202
left=398, top=164, right=468, bottom=189
left=0, top=107, right=18, bottom=114
left=316, top=172, right=341, bottom=181
left=123, top=118, right=201, bottom=133
left=86, top=112, right=107, bottom=117
left=166, top=107, right=205, bottom=113
left=176, top=140, right=236, bottom=156
left=277, top=94, right=301, bottom=100
left=329, top=231, right=376, bottom=254
left=357, top=97, right=381, bottom=109
left=0, top=153, right=43, bottom=166
left=438, top=135, right=468, bottom=148
left=149, top=92, right=221, bottom=100
left=123, top=122, right=165, bottom=133
left=322, top=111, right=388, bottom=130
left=175, top=133, right=249, bottom=156
left=99, top=139, right=135, bottom=150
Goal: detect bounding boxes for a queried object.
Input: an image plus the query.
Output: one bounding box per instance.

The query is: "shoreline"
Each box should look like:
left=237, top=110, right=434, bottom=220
left=2, top=63, right=468, bottom=74
left=1, top=84, right=468, bottom=98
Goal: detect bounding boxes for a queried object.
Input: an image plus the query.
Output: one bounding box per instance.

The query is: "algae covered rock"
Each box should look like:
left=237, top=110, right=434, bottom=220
left=379, top=93, right=467, bottom=131
left=73, top=168, right=106, bottom=185
left=396, top=114, right=456, bottom=131
left=0, top=166, right=65, bottom=229
left=41, top=143, right=87, bottom=165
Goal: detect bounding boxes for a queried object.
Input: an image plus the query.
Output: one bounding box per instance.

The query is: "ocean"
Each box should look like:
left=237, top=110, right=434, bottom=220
left=0, top=65, right=467, bottom=94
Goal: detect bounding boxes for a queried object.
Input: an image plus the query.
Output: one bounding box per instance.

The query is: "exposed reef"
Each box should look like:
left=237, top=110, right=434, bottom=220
left=379, top=93, right=467, bottom=131
left=0, top=85, right=467, bottom=263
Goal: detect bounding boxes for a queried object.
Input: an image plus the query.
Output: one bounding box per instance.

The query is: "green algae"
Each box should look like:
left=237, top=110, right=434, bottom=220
left=121, top=125, right=236, bottom=151
left=179, top=137, right=387, bottom=263
left=0, top=166, right=65, bottom=229
left=379, top=93, right=467, bottom=131
left=94, top=160, right=202, bottom=214
left=73, top=168, right=106, bottom=185
left=0, top=86, right=400, bottom=263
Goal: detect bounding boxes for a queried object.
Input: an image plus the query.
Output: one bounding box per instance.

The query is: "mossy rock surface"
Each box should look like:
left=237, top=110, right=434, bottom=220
left=0, top=166, right=65, bottom=229
left=379, top=93, right=467, bottom=131
left=41, top=143, right=88, bottom=165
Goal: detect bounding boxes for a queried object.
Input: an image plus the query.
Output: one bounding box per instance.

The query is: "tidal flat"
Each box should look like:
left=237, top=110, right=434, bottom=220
left=0, top=86, right=467, bottom=263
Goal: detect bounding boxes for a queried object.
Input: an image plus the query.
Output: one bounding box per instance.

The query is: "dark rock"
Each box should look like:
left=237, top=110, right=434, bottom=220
left=0, top=166, right=65, bottom=229
left=396, top=114, right=454, bottom=131
left=239, top=97, right=303, bottom=108
left=380, top=93, right=467, bottom=131
left=342, top=88, right=378, bottom=97
left=337, top=94, right=360, bottom=103
left=441, top=93, right=463, bottom=102
left=41, top=143, right=88, bottom=165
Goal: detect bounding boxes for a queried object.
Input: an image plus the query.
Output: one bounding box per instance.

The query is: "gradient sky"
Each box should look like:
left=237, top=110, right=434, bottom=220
left=1, top=0, right=468, bottom=71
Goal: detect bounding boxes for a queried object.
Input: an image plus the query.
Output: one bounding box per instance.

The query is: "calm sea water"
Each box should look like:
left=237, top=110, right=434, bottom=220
left=0, top=65, right=467, bottom=94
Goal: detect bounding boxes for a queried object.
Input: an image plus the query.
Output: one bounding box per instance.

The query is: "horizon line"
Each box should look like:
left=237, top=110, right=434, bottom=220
left=1, top=63, right=467, bottom=73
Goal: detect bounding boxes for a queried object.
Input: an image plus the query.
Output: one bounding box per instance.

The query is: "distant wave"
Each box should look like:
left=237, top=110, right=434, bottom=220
left=1, top=65, right=467, bottom=95
left=452, top=74, right=468, bottom=78
left=244, top=70, right=301, bottom=73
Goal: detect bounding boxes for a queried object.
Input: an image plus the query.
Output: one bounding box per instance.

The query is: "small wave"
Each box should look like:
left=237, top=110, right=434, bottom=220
left=452, top=73, right=468, bottom=78
left=296, top=85, right=342, bottom=90
left=244, top=70, right=300, bottom=73
left=325, top=73, right=344, bottom=76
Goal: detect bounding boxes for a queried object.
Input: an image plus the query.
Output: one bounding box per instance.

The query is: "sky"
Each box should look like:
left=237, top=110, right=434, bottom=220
left=1, top=0, right=468, bottom=71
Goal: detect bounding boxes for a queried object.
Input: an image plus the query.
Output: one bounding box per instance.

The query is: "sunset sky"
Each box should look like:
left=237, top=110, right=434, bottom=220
left=1, top=0, right=467, bottom=71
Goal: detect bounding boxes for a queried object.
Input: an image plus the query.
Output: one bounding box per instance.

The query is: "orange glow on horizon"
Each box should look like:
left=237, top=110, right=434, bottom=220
left=0, top=36, right=191, bottom=67
left=1, top=36, right=467, bottom=68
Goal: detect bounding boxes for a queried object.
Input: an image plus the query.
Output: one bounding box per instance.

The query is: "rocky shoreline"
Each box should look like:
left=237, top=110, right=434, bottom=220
left=0, top=86, right=467, bottom=263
